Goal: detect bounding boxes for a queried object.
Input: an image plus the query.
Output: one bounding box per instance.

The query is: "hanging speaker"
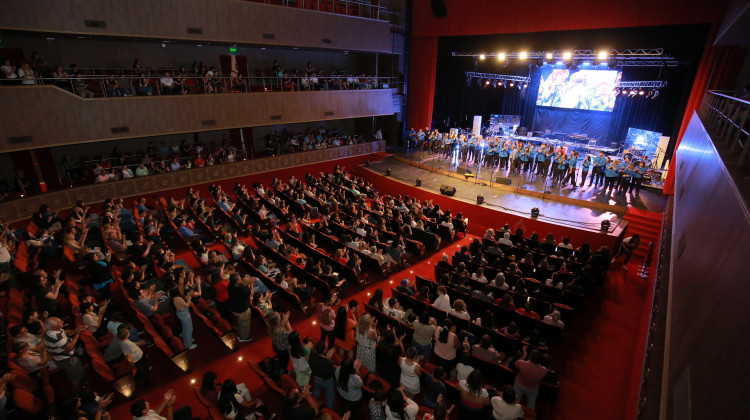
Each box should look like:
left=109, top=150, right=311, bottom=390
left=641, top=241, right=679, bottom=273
left=430, top=0, right=447, bottom=17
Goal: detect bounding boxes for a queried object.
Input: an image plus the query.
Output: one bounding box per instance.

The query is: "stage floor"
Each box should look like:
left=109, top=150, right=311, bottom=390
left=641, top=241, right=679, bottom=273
left=391, top=148, right=669, bottom=214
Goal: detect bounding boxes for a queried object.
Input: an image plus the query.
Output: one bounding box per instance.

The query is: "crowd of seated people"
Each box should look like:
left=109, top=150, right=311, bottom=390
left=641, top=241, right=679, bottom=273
left=1, top=51, right=385, bottom=96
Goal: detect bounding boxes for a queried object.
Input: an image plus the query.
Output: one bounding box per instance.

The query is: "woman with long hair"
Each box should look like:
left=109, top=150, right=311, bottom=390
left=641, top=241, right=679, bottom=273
left=217, top=378, right=272, bottom=419
left=459, top=369, right=490, bottom=416
left=336, top=357, right=364, bottom=420
left=368, top=288, right=384, bottom=311
left=398, top=346, right=423, bottom=398
left=432, top=319, right=461, bottom=372
left=355, top=314, right=378, bottom=372
left=385, top=386, right=419, bottom=420
left=334, top=306, right=357, bottom=357
left=266, top=311, right=292, bottom=373
left=288, top=330, right=313, bottom=386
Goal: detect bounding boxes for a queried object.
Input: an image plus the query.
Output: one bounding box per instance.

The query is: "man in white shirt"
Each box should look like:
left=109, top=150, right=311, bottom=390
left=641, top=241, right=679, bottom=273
left=160, top=72, right=176, bottom=94
left=432, top=286, right=451, bottom=312
left=119, top=328, right=149, bottom=384
left=491, top=385, right=525, bottom=420
left=383, top=298, right=406, bottom=320
left=543, top=310, right=565, bottom=329
left=169, top=158, right=181, bottom=172
left=497, top=232, right=513, bottom=247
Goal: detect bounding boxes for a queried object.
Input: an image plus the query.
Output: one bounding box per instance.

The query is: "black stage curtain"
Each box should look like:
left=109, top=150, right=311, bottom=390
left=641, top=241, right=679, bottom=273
left=533, top=107, right=612, bottom=140
left=607, top=93, right=666, bottom=148
left=520, top=66, right=542, bottom=130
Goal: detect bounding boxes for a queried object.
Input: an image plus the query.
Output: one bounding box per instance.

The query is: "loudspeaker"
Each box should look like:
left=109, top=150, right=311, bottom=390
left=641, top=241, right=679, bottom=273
left=440, top=185, right=456, bottom=196
left=495, top=177, right=512, bottom=185
left=430, top=0, right=447, bottom=17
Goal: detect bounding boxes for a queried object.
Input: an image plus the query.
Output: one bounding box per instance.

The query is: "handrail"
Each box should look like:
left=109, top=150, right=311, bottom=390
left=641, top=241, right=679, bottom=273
left=12, top=74, right=401, bottom=97
left=699, top=90, right=750, bottom=164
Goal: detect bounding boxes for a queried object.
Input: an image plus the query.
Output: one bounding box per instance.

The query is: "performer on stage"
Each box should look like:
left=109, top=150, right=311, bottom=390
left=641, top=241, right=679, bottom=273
left=552, top=151, right=565, bottom=184
left=468, top=134, right=478, bottom=164
left=580, top=155, right=591, bottom=188
left=618, top=162, right=634, bottom=194
left=499, top=141, right=509, bottom=172
left=604, top=158, right=618, bottom=193
left=509, top=143, right=521, bottom=175
left=459, top=134, right=469, bottom=162
left=591, top=151, right=607, bottom=187
left=406, top=128, right=416, bottom=149
left=535, top=144, right=547, bottom=176
left=520, top=146, right=531, bottom=173
left=544, top=147, right=554, bottom=178
left=416, top=128, right=426, bottom=151
left=529, top=145, right=538, bottom=174
left=562, top=151, right=579, bottom=187
left=629, top=161, right=647, bottom=195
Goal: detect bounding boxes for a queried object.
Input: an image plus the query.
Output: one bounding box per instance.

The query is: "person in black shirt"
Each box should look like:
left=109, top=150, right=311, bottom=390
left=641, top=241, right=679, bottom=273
left=227, top=273, right=253, bottom=342
left=309, top=341, right=336, bottom=409
left=129, top=235, right=153, bottom=269
left=283, top=386, right=319, bottom=420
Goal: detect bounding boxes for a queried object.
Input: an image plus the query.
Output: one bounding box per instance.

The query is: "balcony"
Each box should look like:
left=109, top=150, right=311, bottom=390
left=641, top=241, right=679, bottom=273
left=0, top=0, right=393, bottom=53
left=0, top=85, right=396, bottom=152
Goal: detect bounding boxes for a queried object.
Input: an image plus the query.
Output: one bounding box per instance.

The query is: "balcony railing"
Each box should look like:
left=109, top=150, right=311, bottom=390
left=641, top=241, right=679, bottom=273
left=699, top=90, right=750, bottom=164
left=16, top=74, right=401, bottom=98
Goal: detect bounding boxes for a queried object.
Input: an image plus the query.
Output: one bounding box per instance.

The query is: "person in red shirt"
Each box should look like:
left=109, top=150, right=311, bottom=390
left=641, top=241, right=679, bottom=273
left=515, top=301, right=540, bottom=320
left=513, top=346, right=548, bottom=409
left=194, top=155, right=205, bottom=167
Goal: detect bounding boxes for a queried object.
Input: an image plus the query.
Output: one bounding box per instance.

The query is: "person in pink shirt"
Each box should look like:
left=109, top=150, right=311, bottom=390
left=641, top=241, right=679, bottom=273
left=317, top=293, right=339, bottom=349
left=513, top=346, right=548, bottom=409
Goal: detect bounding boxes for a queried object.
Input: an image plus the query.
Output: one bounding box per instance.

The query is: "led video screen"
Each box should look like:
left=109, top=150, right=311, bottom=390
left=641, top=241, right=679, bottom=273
left=536, top=68, right=622, bottom=112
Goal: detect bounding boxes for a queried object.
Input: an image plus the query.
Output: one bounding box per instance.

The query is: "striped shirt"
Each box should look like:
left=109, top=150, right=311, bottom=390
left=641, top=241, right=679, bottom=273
left=43, top=329, right=74, bottom=361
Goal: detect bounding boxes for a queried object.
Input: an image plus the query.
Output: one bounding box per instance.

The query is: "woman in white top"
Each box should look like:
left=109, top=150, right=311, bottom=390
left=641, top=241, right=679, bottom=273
left=217, top=379, right=268, bottom=419
left=398, top=347, right=423, bottom=397
left=385, top=386, right=419, bottom=420
left=17, top=62, right=36, bottom=85
left=449, top=299, right=470, bottom=320
left=491, top=385, right=525, bottom=420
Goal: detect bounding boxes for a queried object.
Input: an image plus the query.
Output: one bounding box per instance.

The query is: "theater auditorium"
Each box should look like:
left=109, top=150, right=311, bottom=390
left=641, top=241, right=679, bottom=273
left=0, top=1, right=748, bottom=419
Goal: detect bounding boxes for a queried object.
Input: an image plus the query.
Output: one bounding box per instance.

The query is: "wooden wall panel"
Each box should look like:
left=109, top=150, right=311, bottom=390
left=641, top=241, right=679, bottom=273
left=0, top=0, right=392, bottom=53
left=0, top=140, right=385, bottom=222
left=0, top=87, right=394, bottom=152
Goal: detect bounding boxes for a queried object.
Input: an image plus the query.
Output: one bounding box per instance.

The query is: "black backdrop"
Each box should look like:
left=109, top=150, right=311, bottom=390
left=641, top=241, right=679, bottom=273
left=431, top=25, right=708, bottom=149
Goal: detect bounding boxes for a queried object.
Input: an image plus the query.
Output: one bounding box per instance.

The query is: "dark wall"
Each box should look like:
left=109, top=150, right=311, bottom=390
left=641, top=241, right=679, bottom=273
left=665, top=113, right=750, bottom=419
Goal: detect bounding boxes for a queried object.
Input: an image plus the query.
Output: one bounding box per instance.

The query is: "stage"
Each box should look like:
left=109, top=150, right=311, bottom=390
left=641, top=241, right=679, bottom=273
left=389, top=148, right=668, bottom=214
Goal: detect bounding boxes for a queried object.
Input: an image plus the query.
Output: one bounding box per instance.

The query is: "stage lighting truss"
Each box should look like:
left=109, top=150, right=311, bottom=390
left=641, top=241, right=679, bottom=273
left=615, top=80, right=668, bottom=89
left=454, top=48, right=682, bottom=67
left=465, top=72, right=530, bottom=87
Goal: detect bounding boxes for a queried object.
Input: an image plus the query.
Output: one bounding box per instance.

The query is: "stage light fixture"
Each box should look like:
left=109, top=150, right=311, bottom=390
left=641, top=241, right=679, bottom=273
left=531, top=207, right=540, bottom=218
left=601, top=220, right=611, bottom=231
left=546, top=52, right=553, bottom=60
left=385, top=168, right=391, bottom=176
left=523, top=83, right=528, bottom=88
left=582, top=61, right=591, bottom=66
left=479, top=54, right=486, bottom=60
left=652, top=90, right=660, bottom=100
left=562, top=51, right=572, bottom=60
left=621, top=89, right=629, bottom=95
left=628, top=89, right=637, bottom=97
left=519, top=51, right=527, bottom=59
left=613, top=88, right=620, bottom=95
left=517, top=83, right=522, bottom=89
left=497, top=80, right=502, bottom=87
left=477, top=195, right=484, bottom=205
left=484, top=79, right=490, bottom=86
left=416, top=178, right=422, bottom=186
left=646, top=90, right=654, bottom=99
left=498, top=52, right=506, bottom=60
left=598, top=51, right=608, bottom=60
left=638, top=90, right=645, bottom=96
left=509, top=82, right=514, bottom=87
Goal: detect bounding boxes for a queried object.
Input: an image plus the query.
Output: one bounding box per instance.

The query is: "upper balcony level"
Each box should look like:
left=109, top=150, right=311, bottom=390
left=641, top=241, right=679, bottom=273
left=0, top=0, right=396, bottom=53
left=0, top=85, right=396, bottom=152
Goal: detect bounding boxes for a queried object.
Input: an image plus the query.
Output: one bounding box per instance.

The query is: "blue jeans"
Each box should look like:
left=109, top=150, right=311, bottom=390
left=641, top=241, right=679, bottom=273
left=514, top=384, right=539, bottom=410
left=312, top=375, right=335, bottom=409
left=253, top=280, right=269, bottom=294
left=176, top=308, right=194, bottom=348
left=412, top=338, right=433, bottom=362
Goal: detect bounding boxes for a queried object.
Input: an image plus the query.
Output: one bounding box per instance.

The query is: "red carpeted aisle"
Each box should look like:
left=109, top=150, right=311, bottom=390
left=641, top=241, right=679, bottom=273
left=622, top=208, right=664, bottom=259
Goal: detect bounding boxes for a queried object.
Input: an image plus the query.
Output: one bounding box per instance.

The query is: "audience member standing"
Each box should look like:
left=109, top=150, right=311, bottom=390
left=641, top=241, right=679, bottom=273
left=227, top=273, right=253, bottom=342
left=513, top=346, right=548, bottom=410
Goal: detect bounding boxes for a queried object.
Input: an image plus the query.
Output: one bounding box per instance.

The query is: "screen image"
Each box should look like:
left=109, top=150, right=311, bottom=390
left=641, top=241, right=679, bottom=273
left=536, top=68, right=622, bottom=112
left=625, top=128, right=662, bottom=157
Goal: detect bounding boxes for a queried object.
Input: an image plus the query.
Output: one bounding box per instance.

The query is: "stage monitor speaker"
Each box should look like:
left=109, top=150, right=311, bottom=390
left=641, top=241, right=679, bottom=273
left=430, top=0, right=447, bottom=17
left=440, top=185, right=456, bottom=196
left=495, top=177, right=512, bottom=185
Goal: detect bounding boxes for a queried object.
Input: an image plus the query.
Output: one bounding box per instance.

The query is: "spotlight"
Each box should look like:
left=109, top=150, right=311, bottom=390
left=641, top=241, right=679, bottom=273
left=523, top=83, right=528, bottom=88
left=646, top=90, right=654, bottom=99
left=601, top=220, right=611, bottom=231
left=509, top=82, right=514, bottom=87
left=416, top=178, right=422, bottom=186
left=477, top=195, right=484, bottom=205
left=562, top=51, right=572, bottom=60
left=497, top=80, right=503, bottom=87
left=519, top=51, right=527, bottom=59
left=385, top=168, right=391, bottom=176
left=613, top=88, right=620, bottom=95
left=479, top=54, right=486, bottom=60
left=598, top=51, right=608, bottom=60
left=498, top=52, right=506, bottom=60
left=484, top=79, right=490, bottom=86
left=531, top=207, right=540, bottom=218
left=638, top=90, right=645, bottom=96
left=621, top=89, right=629, bottom=95
left=652, top=90, right=660, bottom=100
left=546, top=52, right=553, bottom=60
left=628, top=89, right=637, bottom=97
